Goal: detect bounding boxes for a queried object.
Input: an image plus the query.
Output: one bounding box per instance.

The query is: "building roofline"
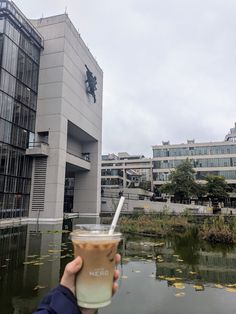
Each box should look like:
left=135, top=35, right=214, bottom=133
left=0, top=1, right=43, bottom=48
left=152, top=140, right=236, bottom=149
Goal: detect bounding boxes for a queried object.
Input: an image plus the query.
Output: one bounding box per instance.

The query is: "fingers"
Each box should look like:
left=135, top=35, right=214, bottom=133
left=112, top=282, right=119, bottom=295
left=114, top=269, right=119, bottom=281
left=112, top=256, right=121, bottom=296
left=115, top=253, right=121, bottom=264
left=60, top=256, right=83, bottom=294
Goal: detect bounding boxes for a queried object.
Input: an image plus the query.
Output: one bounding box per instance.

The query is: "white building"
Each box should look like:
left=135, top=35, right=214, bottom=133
left=101, top=152, right=153, bottom=189
left=152, top=124, right=236, bottom=188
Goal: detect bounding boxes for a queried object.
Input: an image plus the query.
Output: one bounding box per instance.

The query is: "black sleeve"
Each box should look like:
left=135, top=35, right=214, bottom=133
left=33, top=284, right=82, bottom=314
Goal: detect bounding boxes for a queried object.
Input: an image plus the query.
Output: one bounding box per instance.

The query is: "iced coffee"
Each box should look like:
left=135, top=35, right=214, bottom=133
left=71, top=225, right=121, bottom=309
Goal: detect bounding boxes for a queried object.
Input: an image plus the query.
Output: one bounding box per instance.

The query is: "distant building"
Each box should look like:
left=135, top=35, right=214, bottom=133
left=101, top=152, right=152, bottom=189
left=152, top=124, right=236, bottom=188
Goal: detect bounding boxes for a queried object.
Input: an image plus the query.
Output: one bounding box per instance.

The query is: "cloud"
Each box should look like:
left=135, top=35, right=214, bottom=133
left=17, top=0, right=236, bottom=157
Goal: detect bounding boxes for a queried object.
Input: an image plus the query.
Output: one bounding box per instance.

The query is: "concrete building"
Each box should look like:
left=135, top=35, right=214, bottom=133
left=0, top=2, right=102, bottom=223
left=152, top=124, right=236, bottom=188
left=101, top=152, right=153, bottom=189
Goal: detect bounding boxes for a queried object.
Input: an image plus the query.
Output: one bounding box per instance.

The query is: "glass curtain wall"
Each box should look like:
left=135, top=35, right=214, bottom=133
left=0, top=10, right=41, bottom=219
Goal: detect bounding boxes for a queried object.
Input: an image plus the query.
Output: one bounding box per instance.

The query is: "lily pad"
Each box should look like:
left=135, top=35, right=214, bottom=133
left=173, top=282, right=185, bottom=289
left=175, top=292, right=185, bottom=297
left=226, top=288, right=236, bottom=293
left=194, top=284, right=204, bottom=291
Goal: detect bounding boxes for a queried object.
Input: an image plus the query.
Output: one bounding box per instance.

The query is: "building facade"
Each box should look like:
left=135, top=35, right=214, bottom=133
left=152, top=124, right=236, bottom=188
left=101, top=152, right=153, bottom=189
left=0, top=2, right=102, bottom=222
left=0, top=1, right=42, bottom=220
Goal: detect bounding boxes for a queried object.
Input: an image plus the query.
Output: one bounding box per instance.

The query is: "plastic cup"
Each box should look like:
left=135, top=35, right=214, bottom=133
left=70, top=224, right=122, bottom=309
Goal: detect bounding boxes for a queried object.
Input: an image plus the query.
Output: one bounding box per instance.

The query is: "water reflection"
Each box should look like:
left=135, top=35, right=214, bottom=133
left=1, top=222, right=236, bottom=314
left=0, top=223, right=64, bottom=314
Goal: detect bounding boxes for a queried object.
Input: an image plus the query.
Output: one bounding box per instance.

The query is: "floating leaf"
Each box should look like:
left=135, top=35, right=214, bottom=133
left=48, top=250, right=63, bottom=253
left=134, top=270, right=141, bottom=273
left=33, top=285, right=46, bottom=290
left=175, top=292, right=185, bottom=297
left=189, top=271, right=197, bottom=275
left=1, top=265, right=7, bottom=268
left=226, top=288, right=236, bottom=293
left=5, top=259, right=11, bottom=261
left=176, top=269, right=182, bottom=273
left=158, top=275, right=165, bottom=280
left=155, top=242, right=165, bottom=247
left=226, top=284, right=236, bottom=287
left=33, top=262, right=44, bottom=266
left=148, top=274, right=155, bottom=278
left=23, top=261, right=34, bottom=265
left=173, top=255, right=179, bottom=258
left=194, top=284, right=204, bottom=291
left=176, top=259, right=184, bottom=262
left=157, top=259, right=164, bottom=263
left=173, top=283, right=185, bottom=289
left=215, top=284, right=224, bottom=289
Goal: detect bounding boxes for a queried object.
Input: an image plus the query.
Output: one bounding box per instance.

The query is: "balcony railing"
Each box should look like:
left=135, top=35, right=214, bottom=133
left=67, top=151, right=91, bottom=162
left=26, top=142, right=49, bottom=157
left=28, top=141, right=49, bottom=148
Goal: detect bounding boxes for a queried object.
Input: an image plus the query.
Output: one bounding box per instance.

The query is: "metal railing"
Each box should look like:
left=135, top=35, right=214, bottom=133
left=67, top=151, right=91, bottom=162
left=28, top=141, right=49, bottom=148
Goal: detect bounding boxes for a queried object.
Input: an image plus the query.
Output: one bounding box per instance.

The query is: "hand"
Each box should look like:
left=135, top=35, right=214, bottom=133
left=60, top=254, right=121, bottom=312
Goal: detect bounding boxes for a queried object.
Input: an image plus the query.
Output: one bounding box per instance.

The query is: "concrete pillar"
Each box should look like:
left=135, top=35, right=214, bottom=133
left=123, top=164, right=126, bottom=188
left=73, top=141, right=101, bottom=217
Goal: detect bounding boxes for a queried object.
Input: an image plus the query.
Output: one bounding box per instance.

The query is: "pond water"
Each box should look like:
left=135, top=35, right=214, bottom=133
left=1, top=219, right=236, bottom=314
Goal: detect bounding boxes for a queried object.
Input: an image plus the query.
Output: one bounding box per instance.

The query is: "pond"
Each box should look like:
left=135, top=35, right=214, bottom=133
left=1, top=219, right=236, bottom=314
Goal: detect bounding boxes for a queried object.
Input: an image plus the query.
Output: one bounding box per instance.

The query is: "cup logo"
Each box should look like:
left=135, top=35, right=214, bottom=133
left=89, top=268, right=109, bottom=277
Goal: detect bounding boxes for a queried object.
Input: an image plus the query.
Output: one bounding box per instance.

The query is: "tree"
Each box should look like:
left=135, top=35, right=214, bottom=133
left=160, top=159, right=198, bottom=202
left=205, top=175, right=229, bottom=201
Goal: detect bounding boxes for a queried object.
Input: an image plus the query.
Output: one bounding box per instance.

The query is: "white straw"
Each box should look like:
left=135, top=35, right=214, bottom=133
left=108, top=196, right=125, bottom=235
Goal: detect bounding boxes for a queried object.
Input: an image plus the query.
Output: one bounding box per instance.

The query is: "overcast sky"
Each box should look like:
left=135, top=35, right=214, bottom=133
left=17, top=0, right=236, bottom=157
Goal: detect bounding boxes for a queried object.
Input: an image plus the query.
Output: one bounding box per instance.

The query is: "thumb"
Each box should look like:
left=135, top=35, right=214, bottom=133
left=65, top=256, right=83, bottom=275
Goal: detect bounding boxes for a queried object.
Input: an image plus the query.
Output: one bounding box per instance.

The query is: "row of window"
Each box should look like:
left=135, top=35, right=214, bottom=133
left=0, top=193, right=29, bottom=217
left=0, top=119, right=30, bottom=149
left=0, top=175, right=31, bottom=194
left=2, top=18, right=40, bottom=63
left=16, top=81, right=37, bottom=111
left=101, top=178, right=123, bottom=186
left=153, top=145, right=236, bottom=157
left=0, top=143, right=32, bottom=177
left=196, top=171, right=236, bottom=180
left=0, top=45, right=39, bottom=96
left=153, top=158, right=236, bottom=169
left=2, top=35, right=18, bottom=76
left=17, top=50, right=39, bottom=91
left=0, top=92, right=36, bottom=131
left=153, top=170, right=236, bottom=181
left=101, top=169, right=123, bottom=176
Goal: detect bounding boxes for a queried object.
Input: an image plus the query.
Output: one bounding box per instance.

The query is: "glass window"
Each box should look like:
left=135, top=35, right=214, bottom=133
left=2, top=37, right=18, bottom=76
left=17, top=50, right=25, bottom=82
left=5, top=20, right=20, bottom=45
